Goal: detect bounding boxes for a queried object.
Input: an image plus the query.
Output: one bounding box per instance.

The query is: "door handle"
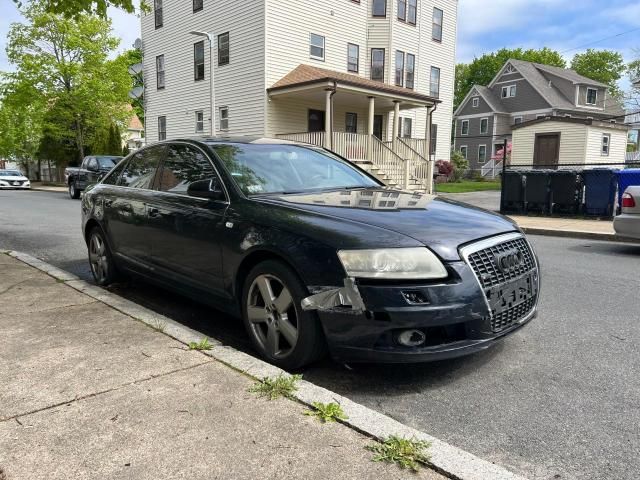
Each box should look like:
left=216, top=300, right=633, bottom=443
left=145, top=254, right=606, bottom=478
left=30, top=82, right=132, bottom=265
left=147, top=207, right=160, bottom=218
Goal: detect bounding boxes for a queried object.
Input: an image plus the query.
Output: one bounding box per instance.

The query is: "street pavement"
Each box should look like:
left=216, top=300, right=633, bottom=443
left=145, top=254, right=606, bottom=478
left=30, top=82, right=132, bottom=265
left=2, top=189, right=640, bottom=479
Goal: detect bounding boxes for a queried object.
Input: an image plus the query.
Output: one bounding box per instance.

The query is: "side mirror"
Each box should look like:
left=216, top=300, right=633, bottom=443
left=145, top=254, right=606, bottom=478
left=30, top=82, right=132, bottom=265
left=187, top=178, right=225, bottom=201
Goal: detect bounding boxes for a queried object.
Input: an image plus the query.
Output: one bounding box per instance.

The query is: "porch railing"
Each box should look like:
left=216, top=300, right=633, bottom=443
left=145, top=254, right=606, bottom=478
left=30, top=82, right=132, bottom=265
left=275, top=131, right=326, bottom=147
left=396, top=138, right=430, bottom=189
left=481, top=158, right=503, bottom=178
left=370, top=136, right=408, bottom=187
left=331, top=132, right=369, bottom=160
left=401, top=138, right=429, bottom=157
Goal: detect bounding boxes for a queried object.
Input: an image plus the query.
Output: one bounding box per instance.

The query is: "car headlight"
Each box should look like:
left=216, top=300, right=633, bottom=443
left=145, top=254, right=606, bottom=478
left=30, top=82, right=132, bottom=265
left=337, top=248, right=448, bottom=280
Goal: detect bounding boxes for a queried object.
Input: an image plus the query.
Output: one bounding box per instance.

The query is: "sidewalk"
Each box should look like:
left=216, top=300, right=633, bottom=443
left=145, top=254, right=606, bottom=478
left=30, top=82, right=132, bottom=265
left=0, top=252, right=445, bottom=480
left=29, top=182, right=67, bottom=193
left=509, top=215, right=621, bottom=240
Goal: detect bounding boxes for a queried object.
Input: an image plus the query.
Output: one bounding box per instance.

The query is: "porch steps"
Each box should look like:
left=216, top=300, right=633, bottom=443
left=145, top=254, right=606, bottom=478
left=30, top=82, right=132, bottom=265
left=352, top=160, right=425, bottom=192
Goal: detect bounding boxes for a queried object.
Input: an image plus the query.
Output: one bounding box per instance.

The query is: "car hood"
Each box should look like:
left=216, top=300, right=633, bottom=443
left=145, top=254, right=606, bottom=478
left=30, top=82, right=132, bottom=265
left=0, top=175, right=28, bottom=181
left=255, top=188, right=519, bottom=261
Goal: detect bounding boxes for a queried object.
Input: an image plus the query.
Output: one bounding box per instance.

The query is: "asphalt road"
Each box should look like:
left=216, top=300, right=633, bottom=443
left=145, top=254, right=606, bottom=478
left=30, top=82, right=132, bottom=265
left=2, top=189, right=640, bottom=480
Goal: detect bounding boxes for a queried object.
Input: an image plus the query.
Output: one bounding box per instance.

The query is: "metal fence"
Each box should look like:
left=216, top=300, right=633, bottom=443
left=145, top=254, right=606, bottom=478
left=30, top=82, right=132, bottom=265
left=499, top=162, right=640, bottom=218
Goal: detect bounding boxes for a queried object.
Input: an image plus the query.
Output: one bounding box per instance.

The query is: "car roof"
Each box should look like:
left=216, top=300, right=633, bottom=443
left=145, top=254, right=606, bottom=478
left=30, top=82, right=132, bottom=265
left=172, top=136, right=305, bottom=146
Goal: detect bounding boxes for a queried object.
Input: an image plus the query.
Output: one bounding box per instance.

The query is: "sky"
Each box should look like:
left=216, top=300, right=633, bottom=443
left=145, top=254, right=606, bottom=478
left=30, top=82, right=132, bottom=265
left=0, top=0, right=639, bottom=89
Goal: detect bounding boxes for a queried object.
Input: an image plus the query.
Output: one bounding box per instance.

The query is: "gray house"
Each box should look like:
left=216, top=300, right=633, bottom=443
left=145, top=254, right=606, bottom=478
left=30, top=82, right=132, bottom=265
left=453, top=59, right=625, bottom=171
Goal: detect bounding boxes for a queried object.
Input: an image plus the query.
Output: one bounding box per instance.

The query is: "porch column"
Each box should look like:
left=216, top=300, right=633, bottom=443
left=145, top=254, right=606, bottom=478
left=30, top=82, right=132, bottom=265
left=425, top=106, right=434, bottom=195
left=392, top=100, right=401, bottom=150
left=324, top=88, right=333, bottom=149
left=367, top=96, right=375, bottom=159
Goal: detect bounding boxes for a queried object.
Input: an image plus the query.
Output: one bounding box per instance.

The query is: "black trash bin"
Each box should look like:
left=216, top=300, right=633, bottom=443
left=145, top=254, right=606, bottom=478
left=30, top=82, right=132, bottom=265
left=524, top=170, right=551, bottom=213
left=549, top=170, right=580, bottom=214
left=582, top=168, right=618, bottom=217
left=501, top=170, right=524, bottom=213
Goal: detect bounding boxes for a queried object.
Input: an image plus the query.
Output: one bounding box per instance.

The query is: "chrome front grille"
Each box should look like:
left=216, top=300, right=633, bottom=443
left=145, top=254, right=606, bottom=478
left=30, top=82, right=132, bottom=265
left=462, top=234, right=539, bottom=333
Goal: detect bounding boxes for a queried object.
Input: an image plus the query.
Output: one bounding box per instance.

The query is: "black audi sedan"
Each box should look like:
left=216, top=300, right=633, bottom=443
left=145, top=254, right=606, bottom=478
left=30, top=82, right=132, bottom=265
left=81, top=138, right=540, bottom=369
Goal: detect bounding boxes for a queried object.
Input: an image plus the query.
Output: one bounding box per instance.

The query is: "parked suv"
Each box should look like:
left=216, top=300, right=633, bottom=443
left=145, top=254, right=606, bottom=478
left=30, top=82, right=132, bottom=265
left=81, top=138, right=540, bottom=369
left=65, top=155, right=122, bottom=199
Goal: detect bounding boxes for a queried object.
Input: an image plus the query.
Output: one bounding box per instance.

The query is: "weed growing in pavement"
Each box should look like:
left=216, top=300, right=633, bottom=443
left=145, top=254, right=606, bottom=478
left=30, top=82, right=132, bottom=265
left=366, top=436, right=431, bottom=472
left=151, top=318, right=167, bottom=333
left=249, top=374, right=302, bottom=400
left=304, top=401, right=348, bottom=423
left=188, top=337, right=213, bottom=351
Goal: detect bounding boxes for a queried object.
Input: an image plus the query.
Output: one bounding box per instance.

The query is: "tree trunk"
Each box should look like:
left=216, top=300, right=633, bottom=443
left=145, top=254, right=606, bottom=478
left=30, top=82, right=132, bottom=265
left=36, top=158, right=42, bottom=181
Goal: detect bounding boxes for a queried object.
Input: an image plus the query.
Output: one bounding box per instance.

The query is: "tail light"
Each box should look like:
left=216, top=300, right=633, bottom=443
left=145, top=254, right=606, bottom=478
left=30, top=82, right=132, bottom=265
left=622, top=192, right=636, bottom=208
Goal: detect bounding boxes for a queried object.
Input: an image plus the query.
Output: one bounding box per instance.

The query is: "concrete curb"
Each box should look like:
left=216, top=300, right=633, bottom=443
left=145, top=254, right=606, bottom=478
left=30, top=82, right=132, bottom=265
left=520, top=227, right=639, bottom=244
left=6, top=250, right=528, bottom=480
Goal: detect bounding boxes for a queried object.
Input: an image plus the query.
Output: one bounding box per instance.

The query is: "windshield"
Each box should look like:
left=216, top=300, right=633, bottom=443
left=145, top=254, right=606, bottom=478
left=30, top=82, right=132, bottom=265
left=0, top=170, right=22, bottom=177
left=97, top=157, right=120, bottom=168
left=210, top=143, right=380, bottom=195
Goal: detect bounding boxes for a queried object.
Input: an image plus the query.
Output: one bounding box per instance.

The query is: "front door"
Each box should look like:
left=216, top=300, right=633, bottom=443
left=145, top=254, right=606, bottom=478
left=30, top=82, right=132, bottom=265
left=373, top=115, right=384, bottom=140
left=534, top=134, right=560, bottom=169
left=308, top=109, right=326, bottom=132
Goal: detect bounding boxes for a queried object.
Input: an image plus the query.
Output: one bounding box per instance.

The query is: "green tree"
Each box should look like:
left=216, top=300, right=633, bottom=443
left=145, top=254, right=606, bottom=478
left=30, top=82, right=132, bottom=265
left=12, top=0, right=143, bottom=17
left=115, top=48, right=144, bottom=124
left=570, top=49, right=626, bottom=98
left=455, top=47, right=566, bottom=109
left=5, top=4, right=131, bottom=164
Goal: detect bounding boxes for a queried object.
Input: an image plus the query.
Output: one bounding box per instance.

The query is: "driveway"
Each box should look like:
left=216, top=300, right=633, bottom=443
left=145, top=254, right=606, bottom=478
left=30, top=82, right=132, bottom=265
left=438, top=190, right=500, bottom=212
left=2, top=189, right=640, bottom=479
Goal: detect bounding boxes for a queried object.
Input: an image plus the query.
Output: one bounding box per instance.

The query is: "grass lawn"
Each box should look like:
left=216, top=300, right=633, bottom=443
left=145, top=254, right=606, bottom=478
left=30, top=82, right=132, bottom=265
left=435, top=180, right=501, bottom=194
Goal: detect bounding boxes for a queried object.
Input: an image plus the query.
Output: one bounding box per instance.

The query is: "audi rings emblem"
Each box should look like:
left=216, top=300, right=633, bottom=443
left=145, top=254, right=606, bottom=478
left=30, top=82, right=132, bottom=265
left=494, top=249, right=524, bottom=273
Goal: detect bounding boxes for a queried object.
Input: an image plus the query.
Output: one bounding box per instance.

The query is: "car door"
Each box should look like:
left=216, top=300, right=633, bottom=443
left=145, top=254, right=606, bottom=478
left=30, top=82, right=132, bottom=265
left=146, top=142, right=229, bottom=295
left=86, top=157, right=102, bottom=187
left=78, top=157, right=91, bottom=189
left=105, top=146, right=164, bottom=269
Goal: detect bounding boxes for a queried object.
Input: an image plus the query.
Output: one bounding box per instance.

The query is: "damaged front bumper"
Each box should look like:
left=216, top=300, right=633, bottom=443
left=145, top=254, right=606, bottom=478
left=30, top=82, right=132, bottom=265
left=301, top=278, right=366, bottom=313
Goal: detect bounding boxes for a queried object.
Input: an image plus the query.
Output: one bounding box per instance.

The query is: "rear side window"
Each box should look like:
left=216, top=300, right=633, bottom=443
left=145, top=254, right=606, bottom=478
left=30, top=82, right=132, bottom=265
left=102, top=160, right=127, bottom=185
left=157, top=143, right=218, bottom=194
left=119, top=146, right=163, bottom=189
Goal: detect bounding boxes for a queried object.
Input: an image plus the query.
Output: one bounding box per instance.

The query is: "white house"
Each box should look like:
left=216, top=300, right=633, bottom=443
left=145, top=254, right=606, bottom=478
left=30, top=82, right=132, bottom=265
left=141, top=0, right=458, bottom=191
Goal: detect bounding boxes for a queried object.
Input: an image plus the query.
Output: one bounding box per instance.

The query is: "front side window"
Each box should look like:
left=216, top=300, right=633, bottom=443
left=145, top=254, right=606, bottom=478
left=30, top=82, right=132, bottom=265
left=586, top=88, right=598, bottom=105
left=403, top=118, right=412, bottom=138
left=157, top=144, right=218, bottom=194
left=102, top=160, right=127, bottom=186
left=601, top=134, right=610, bottom=155
left=346, top=112, right=358, bottom=133
left=480, top=118, right=488, bottom=134
left=405, top=53, right=415, bottom=89
left=461, top=120, right=469, bottom=135
left=407, top=0, right=417, bottom=24
left=119, top=146, right=163, bottom=189
left=478, top=145, right=487, bottom=163
left=430, top=66, right=440, bottom=97
left=195, top=110, right=204, bottom=133
left=218, top=32, right=229, bottom=66
left=310, top=33, right=325, bottom=60
left=194, top=41, right=205, bottom=81
left=158, top=116, right=167, bottom=140
left=211, top=143, right=379, bottom=195
left=347, top=43, right=359, bottom=73
left=87, top=158, right=98, bottom=171
left=154, top=0, right=163, bottom=28
left=432, top=7, right=443, bottom=41
left=395, top=51, right=404, bottom=86
left=156, top=55, right=165, bottom=89
left=372, top=0, right=386, bottom=17
left=219, top=107, right=229, bottom=131
left=371, top=48, right=385, bottom=82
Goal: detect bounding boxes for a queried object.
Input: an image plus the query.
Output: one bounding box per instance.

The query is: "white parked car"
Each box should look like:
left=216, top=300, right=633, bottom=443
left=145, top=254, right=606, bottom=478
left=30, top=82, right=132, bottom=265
left=614, top=186, right=640, bottom=239
left=0, top=170, right=31, bottom=189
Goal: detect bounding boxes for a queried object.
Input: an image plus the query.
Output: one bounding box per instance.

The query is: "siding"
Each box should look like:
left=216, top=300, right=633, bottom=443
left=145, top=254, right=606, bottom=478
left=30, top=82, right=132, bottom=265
left=457, top=92, right=493, bottom=116
left=585, top=127, right=627, bottom=164
left=511, top=121, right=587, bottom=166
left=141, top=0, right=266, bottom=141
left=454, top=116, right=493, bottom=169
left=489, top=79, right=549, bottom=113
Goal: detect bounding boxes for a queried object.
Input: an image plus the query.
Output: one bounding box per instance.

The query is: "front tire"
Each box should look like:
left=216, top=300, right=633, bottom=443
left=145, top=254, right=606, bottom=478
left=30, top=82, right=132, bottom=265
left=242, top=260, right=326, bottom=370
left=69, top=180, right=80, bottom=199
left=88, top=227, right=118, bottom=286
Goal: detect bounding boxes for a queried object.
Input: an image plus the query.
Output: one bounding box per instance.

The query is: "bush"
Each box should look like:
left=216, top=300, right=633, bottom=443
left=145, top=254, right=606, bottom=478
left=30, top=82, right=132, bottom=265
left=450, top=150, right=468, bottom=182
left=435, top=160, right=453, bottom=179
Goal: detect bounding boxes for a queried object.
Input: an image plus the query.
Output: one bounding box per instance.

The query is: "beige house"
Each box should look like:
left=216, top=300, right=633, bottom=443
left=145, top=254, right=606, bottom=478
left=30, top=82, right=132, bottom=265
left=511, top=117, right=629, bottom=168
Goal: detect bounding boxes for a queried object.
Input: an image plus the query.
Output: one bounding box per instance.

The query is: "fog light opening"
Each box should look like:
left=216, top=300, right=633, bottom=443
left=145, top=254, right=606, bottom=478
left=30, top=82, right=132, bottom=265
left=397, top=329, right=426, bottom=347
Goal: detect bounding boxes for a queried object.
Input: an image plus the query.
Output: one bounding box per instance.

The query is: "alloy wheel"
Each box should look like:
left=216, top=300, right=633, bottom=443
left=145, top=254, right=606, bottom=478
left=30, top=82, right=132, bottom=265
left=247, top=274, right=298, bottom=359
left=89, top=233, right=109, bottom=283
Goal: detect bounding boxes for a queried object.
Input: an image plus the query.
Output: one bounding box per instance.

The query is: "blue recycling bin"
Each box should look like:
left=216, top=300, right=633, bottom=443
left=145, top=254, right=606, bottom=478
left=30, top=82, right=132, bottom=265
left=617, top=169, right=640, bottom=205
left=582, top=168, right=618, bottom=217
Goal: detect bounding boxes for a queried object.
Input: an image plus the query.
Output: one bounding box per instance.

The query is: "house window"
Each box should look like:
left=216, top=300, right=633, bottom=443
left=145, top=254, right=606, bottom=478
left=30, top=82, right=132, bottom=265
left=193, top=0, right=202, bottom=12
left=403, top=118, right=412, bottom=138
left=460, top=146, right=468, bottom=159
left=480, top=118, right=488, bottom=134
left=432, top=7, right=443, bottom=41
left=478, top=145, right=487, bottom=163
left=347, top=43, right=359, bottom=72
left=310, top=33, right=325, bottom=60
left=461, top=120, right=469, bottom=135
left=194, top=41, right=205, bottom=81
left=398, top=0, right=406, bottom=21
left=430, top=66, right=440, bottom=97
left=395, top=51, right=404, bottom=86
left=218, top=32, right=229, bottom=66
left=405, top=53, right=415, bottom=89
left=154, top=0, right=163, bottom=28
left=514, top=116, right=523, bottom=125
left=430, top=124, right=438, bottom=154
left=586, top=88, right=598, bottom=105
left=158, top=116, right=166, bottom=140
left=407, top=0, right=417, bottom=24
left=156, top=55, right=165, bottom=89
left=372, top=0, right=386, bottom=17
left=472, top=97, right=479, bottom=107
left=371, top=48, right=385, bottom=82
left=346, top=113, right=358, bottom=133
left=601, top=134, right=610, bottom=156
left=502, top=85, right=516, bottom=98
left=219, top=107, right=229, bottom=131
left=195, top=110, right=204, bottom=133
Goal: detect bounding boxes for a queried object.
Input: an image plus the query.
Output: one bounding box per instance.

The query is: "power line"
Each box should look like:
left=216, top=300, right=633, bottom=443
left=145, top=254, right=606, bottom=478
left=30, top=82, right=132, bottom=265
left=559, top=27, right=640, bottom=54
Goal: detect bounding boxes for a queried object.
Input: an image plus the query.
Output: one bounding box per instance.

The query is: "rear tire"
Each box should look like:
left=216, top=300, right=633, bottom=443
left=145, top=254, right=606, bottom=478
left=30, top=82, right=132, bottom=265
left=88, top=227, right=118, bottom=286
left=69, top=179, right=80, bottom=199
left=242, top=260, right=326, bottom=370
